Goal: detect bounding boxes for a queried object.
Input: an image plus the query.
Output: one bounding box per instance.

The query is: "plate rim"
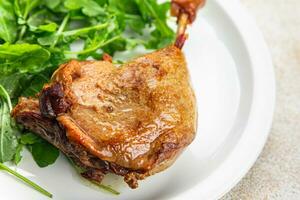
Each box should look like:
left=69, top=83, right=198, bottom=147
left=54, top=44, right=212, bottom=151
left=172, top=0, right=276, bottom=199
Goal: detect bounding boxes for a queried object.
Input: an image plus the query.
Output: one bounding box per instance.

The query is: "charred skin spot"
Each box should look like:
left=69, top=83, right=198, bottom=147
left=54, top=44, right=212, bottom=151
left=39, top=83, right=71, bottom=118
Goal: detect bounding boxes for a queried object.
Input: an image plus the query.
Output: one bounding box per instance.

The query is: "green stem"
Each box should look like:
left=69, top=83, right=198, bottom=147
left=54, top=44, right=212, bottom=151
left=143, top=0, right=172, bottom=36
left=62, top=23, right=109, bottom=37
left=67, top=158, right=120, bottom=195
left=17, top=1, right=31, bottom=41
left=91, top=181, right=120, bottom=195
left=0, top=85, right=12, bottom=111
left=0, top=163, right=52, bottom=198
left=64, top=35, right=121, bottom=55
left=51, top=14, right=70, bottom=48
left=125, top=14, right=141, bottom=20
left=23, top=2, right=31, bottom=21
left=0, top=51, right=20, bottom=56
left=18, top=26, right=27, bottom=41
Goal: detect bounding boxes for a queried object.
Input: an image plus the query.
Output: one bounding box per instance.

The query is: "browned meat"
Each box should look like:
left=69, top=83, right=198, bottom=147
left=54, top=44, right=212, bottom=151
left=171, top=0, right=206, bottom=22
left=12, top=45, right=197, bottom=188
left=12, top=98, right=135, bottom=184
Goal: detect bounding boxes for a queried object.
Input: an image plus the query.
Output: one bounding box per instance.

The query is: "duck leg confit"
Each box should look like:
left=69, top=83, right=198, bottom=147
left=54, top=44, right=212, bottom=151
left=12, top=0, right=205, bottom=189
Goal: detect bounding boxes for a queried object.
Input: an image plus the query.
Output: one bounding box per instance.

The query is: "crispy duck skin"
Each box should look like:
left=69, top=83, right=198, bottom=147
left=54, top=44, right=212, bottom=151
left=12, top=98, right=138, bottom=185
left=12, top=45, right=197, bottom=188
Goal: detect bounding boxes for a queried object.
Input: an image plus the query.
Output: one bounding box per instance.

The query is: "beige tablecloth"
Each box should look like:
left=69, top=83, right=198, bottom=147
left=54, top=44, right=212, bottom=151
left=222, top=0, right=300, bottom=199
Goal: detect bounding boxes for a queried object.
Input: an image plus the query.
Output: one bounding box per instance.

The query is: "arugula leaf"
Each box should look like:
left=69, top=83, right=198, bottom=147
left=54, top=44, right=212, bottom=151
left=14, top=0, right=42, bottom=40
left=31, top=141, right=60, bottom=168
left=27, top=9, right=58, bottom=33
left=65, top=17, right=122, bottom=58
left=37, top=34, right=57, bottom=46
left=147, top=28, right=175, bottom=49
left=38, top=23, right=58, bottom=32
left=94, top=0, right=108, bottom=6
left=108, top=0, right=145, bottom=34
left=0, top=85, right=18, bottom=163
left=109, top=0, right=139, bottom=14
left=136, top=0, right=172, bottom=34
left=13, top=143, right=23, bottom=164
left=44, top=0, right=62, bottom=10
left=125, top=15, right=145, bottom=34
left=14, top=0, right=40, bottom=19
left=22, top=71, right=51, bottom=97
left=0, top=0, right=17, bottom=43
left=0, top=69, right=51, bottom=101
left=0, top=87, right=52, bottom=197
left=20, top=133, right=60, bottom=168
left=20, top=132, right=41, bottom=145
left=62, top=23, right=109, bottom=38
left=0, top=73, right=33, bottom=99
left=64, top=0, right=106, bottom=17
left=0, top=43, right=50, bottom=75
left=135, top=0, right=174, bottom=48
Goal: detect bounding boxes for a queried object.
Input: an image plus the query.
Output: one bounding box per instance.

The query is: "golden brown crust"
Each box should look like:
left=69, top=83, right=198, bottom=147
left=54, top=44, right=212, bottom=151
left=13, top=45, right=197, bottom=188
left=52, top=46, right=197, bottom=175
left=12, top=97, right=39, bottom=117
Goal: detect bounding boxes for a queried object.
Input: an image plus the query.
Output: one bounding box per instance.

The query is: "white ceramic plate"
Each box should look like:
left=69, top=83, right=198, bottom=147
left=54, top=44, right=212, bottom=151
left=0, top=0, right=275, bottom=199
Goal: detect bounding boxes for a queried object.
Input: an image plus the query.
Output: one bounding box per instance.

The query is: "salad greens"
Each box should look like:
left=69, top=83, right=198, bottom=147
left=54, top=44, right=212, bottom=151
left=0, top=85, right=18, bottom=163
left=0, top=0, right=17, bottom=43
left=0, top=0, right=175, bottom=197
left=20, top=133, right=60, bottom=168
left=0, top=85, right=52, bottom=197
left=0, top=43, right=50, bottom=75
left=0, top=0, right=175, bottom=98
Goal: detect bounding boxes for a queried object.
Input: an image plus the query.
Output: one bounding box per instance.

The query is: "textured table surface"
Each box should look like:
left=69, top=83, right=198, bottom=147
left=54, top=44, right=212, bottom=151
left=222, top=0, right=300, bottom=199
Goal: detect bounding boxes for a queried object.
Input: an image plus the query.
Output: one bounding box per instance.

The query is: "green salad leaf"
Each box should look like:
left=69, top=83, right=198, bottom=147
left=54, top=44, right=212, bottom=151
left=0, top=86, right=52, bottom=198
left=30, top=141, right=60, bottom=168
left=38, top=23, right=58, bottom=32
left=136, top=0, right=174, bottom=48
left=0, top=43, right=50, bottom=75
left=0, top=73, right=32, bottom=99
left=0, top=85, right=18, bottom=162
left=0, top=0, right=17, bottom=43
left=20, top=132, right=41, bottom=145
left=64, top=0, right=106, bottom=16
left=13, top=143, right=23, bottom=164
left=22, top=70, right=52, bottom=97
left=20, top=133, right=60, bottom=168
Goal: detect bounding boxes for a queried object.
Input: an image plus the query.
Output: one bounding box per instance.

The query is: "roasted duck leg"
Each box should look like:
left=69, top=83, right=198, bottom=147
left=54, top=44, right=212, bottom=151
left=12, top=1, right=205, bottom=189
